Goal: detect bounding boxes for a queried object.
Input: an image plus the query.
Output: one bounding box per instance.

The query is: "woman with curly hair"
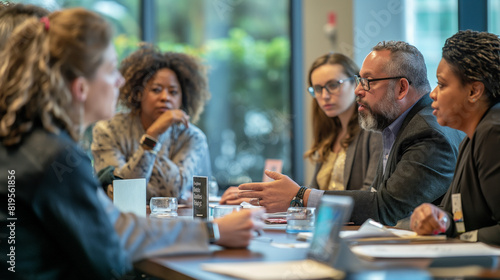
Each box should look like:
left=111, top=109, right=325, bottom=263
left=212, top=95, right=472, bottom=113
left=92, top=44, right=212, bottom=203
left=411, top=30, right=500, bottom=246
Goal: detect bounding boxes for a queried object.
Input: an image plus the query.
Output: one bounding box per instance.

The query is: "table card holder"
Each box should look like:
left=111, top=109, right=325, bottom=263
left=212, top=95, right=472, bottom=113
left=192, top=176, right=208, bottom=219
left=113, top=178, right=146, bottom=217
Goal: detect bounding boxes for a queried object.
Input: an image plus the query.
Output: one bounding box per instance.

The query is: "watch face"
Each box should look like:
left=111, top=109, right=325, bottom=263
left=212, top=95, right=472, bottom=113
left=290, top=199, right=303, bottom=207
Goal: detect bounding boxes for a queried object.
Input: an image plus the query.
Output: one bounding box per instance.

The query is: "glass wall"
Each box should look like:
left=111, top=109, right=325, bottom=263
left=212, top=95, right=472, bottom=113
left=13, top=0, right=292, bottom=189
left=489, top=0, right=500, bottom=34
left=405, top=0, right=458, bottom=86
left=150, top=0, right=292, bottom=187
left=13, top=0, right=141, bottom=61
left=354, top=0, right=457, bottom=86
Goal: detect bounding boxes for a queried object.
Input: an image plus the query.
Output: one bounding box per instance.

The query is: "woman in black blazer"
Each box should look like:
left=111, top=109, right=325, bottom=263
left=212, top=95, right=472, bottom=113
left=410, top=30, right=500, bottom=246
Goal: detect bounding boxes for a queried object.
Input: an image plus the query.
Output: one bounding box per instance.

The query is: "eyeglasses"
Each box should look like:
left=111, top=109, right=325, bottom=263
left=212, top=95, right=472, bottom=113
left=307, top=77, right=354, bottom=97
left=354, top=75, right=412, bottom=91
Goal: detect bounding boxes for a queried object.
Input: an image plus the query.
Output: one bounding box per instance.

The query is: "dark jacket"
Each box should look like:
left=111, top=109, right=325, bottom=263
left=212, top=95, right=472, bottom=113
left=0, top=127, right=129, bottom=280
left=325, top=95, right=465, bottom=225
left=441, top=103, right=500, bottom=246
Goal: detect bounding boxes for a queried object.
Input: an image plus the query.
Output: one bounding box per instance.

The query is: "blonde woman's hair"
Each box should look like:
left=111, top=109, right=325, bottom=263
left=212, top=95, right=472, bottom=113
left=0, top=3, right=49, bottom=50
left=0, top=8, right=112, bottom=146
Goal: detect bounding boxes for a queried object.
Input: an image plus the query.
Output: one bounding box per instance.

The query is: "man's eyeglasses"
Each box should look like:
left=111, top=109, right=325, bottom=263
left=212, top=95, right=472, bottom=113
left=354, top=75, right=412, bottom=91
left=308, top=77, right=354, bottom=97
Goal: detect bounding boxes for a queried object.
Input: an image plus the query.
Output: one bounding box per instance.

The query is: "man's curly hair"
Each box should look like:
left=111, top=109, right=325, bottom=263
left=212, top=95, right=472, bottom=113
left=442, top=30, right=500, bottom=105
left=118, top=44, right=210, bottom=123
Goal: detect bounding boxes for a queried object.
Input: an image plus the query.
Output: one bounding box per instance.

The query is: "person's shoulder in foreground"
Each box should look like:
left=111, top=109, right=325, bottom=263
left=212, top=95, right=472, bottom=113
left=0, top=126, right=130, bottom=279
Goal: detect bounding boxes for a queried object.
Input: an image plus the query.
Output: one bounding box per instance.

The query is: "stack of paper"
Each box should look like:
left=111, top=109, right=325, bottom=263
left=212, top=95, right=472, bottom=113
left=341, top=219, right=447, bottom=243
left=298, top=219, right=446, bottom=243
left=202, top=260, right=344, bottom=280
left=351, top=242, right=500, bottom=259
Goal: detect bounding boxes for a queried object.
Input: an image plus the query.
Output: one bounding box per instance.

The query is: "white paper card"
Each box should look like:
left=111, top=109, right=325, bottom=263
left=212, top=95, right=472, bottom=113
left=351, top=242, right=500, bottom=259
left=202, top=260, right=344, bottom=280
left=340, top=219, right=417, bottom=239
left=113, top=178, right=146, bottom=217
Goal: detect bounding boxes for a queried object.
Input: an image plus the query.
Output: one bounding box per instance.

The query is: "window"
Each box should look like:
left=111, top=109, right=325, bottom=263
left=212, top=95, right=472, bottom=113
left=489, top=0, right=500, bottom=34
left=405, top=0, right=458, bottom=86
left=152, top=0, right=292, bottom=188
left=15, top=0, right=293, bottom=189
left=354, top=0, right=458, bottom=87
left=13, top=0, right=141, bottom=61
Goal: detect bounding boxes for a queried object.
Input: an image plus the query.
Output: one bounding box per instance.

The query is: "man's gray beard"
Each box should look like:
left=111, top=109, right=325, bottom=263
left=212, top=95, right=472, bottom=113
left=359, top=110, right=379, bottom=131
left=358, top=84, right=401, bottom=132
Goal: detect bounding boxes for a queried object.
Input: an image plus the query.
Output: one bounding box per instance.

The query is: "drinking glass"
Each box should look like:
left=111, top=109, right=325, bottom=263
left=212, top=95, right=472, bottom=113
left=212, top=205, right=242, bottom=219
left=150, top=197, right=178, bottom=219
left=286, top=207, right=315, bottom=233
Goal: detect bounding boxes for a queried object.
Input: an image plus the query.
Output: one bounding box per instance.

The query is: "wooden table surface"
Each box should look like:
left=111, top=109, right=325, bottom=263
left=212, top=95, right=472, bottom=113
left=138, top=206, right=500, bottom=279
left=135, top=222, right=500, bottom=280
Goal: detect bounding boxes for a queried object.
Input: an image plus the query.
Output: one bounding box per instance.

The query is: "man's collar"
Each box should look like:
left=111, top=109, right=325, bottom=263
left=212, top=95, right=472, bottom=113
left=383, top=94, right=425, bottom=137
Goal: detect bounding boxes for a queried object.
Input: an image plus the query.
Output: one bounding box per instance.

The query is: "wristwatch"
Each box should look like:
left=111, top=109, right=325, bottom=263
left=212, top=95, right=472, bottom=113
left=204, top=221, right=220, bottom=244
left=140, top=134, right=161, bottom=154
left=290, top=186, right=307, bottom=207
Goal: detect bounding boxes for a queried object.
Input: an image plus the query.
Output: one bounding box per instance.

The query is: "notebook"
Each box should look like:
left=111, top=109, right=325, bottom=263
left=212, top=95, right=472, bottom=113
left=202, top=195, right=359, bottom=279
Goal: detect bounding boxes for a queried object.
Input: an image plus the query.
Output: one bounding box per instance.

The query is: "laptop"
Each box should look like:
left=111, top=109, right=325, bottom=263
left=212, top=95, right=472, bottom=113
left=306, top=195, right=356, bottom=269
left=202, top=195, right=361, bottom=279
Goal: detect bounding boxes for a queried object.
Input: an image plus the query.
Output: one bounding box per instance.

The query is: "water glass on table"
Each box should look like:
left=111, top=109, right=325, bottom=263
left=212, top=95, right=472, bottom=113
left=286, top=207, right=315, bottom=233
left=150, top=197, right=178, bottom=219
left=212, top=205, right=242, bottom=219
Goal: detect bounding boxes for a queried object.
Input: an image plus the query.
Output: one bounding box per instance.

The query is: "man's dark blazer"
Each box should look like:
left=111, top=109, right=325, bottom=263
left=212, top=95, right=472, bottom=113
left=325, top=94, right=465, bottom=226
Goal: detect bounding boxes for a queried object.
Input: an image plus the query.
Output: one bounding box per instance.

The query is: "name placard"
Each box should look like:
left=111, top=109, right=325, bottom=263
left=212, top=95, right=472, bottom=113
left=113, top=178, right=146, bottom=217
left=192, top=176, right=208, bottom=219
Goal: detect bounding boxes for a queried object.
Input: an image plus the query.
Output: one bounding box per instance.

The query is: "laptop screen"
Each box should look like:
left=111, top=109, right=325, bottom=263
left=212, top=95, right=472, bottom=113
left=307, top=195, right=353, bottom=267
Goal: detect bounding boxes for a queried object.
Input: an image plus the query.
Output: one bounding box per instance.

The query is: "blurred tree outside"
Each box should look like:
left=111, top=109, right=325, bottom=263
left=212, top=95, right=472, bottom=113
left=14, top=0, right=293, bottom=189
left=151, top=0, right=292, bottom=188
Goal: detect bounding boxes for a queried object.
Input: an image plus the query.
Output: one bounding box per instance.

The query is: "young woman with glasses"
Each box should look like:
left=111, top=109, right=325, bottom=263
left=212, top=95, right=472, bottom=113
left=304, top=52, right=381, bottom=191
left=220, top=53, right=381, bottom=206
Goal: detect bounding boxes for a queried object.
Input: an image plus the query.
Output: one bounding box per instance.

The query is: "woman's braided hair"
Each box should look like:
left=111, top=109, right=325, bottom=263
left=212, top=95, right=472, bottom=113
left=442, top=30, right=500, bottom=105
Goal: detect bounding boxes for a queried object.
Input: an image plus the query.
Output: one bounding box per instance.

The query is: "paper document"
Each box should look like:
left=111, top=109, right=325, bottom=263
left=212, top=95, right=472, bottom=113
left=338, top=219, right=447, bottom=243
left=341, top=219, right=417, bottom=239
left=351, top=242, right=500, bottom=259
left=202, top=259, right=344, bottom=280
left=299, top=230, right=445, bottom=243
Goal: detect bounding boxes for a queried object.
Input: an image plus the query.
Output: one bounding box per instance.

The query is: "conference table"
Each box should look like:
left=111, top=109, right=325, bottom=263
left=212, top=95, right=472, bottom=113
left=135, top=208, right=500, bottom=279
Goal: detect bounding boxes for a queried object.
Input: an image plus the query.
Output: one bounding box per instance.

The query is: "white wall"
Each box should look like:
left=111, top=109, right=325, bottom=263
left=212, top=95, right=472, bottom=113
left=302, top=0, right=354, bottom=185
